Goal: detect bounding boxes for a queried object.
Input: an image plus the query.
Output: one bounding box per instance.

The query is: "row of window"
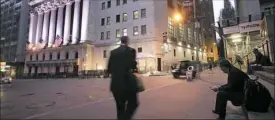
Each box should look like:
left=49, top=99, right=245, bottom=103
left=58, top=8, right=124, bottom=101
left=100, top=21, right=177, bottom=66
left=101, top=9, right=146, bottom=26
left=29, top=52, right=78, bottom=61
left=100, top=25, right=147, bottom=40
left=103, top=47, right=142, bottom=58
left=102, top=0, right=138, bottom=10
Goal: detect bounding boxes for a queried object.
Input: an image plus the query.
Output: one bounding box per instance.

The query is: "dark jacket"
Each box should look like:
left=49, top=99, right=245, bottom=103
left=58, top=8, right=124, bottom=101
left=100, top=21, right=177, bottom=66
left=254, top=52, right=263, bottom=64
left=107, top=45, right=137, bottom=93
left=219, top=67, right=249, bottom=92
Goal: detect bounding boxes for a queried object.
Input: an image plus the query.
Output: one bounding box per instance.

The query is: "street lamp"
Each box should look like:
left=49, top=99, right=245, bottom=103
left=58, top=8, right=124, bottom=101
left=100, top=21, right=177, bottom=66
left=173, top=13, right=182, bottom=22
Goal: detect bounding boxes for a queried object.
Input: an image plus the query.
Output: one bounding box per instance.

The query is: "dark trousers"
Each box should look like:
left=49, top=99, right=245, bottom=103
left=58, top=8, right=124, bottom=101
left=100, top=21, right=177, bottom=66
left=214, top=91, right=243, bottom=118
left=112, top=91, right=139, bottom=120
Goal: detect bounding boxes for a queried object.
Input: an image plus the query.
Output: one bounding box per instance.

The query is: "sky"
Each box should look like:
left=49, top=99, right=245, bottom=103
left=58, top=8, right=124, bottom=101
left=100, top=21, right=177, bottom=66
left=212, top=0, right=235, bottom=39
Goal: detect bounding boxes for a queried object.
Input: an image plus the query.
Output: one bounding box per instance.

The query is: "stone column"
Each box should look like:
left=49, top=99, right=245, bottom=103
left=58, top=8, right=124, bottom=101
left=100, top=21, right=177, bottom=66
left=72, top=0, right=81, bottom=44
left=48, top=8, right=57, bottom=47
left=28, top=13, right=38, bottom=44
left=63, top=3, right=72, bottom=45
left=35, top=13, right=44, bottom=44
left=42, top=12, right=50, bottom=43
left=55, top=6, right=65, bottom=38
left=80, top=0, right=89, bottom=42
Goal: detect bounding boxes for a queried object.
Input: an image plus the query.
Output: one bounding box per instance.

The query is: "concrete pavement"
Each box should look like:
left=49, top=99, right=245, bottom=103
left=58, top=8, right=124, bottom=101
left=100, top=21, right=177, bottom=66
left=1, top=68, right=274, bottom=119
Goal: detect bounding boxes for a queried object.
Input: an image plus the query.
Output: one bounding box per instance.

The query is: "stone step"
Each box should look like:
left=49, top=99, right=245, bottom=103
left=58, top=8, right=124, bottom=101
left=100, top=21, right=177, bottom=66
left=254, top=71, right=274, bottom=85
left=262, top=66, right=275, bottom=74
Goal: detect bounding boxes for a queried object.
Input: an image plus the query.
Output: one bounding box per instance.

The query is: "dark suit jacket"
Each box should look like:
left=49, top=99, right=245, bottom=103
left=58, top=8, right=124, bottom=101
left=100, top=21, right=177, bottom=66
left=220, top=67, right=249, bottom=93
left=107, top=45, right=137, bottom=93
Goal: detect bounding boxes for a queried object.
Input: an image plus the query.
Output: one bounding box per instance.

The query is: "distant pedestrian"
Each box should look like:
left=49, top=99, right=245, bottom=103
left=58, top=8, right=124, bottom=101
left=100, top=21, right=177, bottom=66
left=107, top=36, right=139, bottom=120
left=208, top=62, right=213, bottom=74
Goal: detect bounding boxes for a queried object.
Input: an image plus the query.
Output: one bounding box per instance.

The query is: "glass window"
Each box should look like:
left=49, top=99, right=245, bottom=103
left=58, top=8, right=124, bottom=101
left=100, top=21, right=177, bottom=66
left=101, top=32, right=104, bottom=40
left=57, top=52, right=60, bottom=60
left=102, top=2, right=105, bottom=10
left=103, top=50, right=107, bottom=58
left=107, top=17, right=111, bottom=25
left=141, top=8, right=146, bottom=18
left=75, top=52, right=78, bottom=59
left=168, top=17, right=174, bottom=37
left=106, top=31, right=110, bottom=39
left=123, top=13, right=127, bottom=22
left=123, top=28, right=127, bottom=36
left=174, top=49, right=176, bottom=57
left=42, top=53, right=45, bottom=60
left=138, top=47, right=142, bottom=53
left=141, top=25, right=146, bottom=35
left=133, top=26, right=138, bottom=36
left=49, top=53, right=52, bottom=60
left=123, top=0, right=127, bottom=4
left=36, top=54, right=38, bottom=61
left=133, top=10, right=138, bottom=19
left=116, top=29, right=121, bottom=38
left=101, top=18, right=105, bottom=26
left=107, top=1, right=111, bottom=8
left=116, top=14, right=120, bottom=23
left=65, top=52, right=69, bottom=59
left=116, top=0, right=120, bottom=6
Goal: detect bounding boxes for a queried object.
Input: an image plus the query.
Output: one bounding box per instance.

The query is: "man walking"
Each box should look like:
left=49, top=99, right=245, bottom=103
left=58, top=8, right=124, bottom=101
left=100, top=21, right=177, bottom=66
left=107, top=36, right=139, bottom=120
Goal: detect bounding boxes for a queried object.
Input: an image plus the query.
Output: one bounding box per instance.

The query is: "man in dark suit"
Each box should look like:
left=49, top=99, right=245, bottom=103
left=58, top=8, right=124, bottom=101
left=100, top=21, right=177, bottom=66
left=211, top=59, right=249, bottom=120
left=107, top=36, right=139, bottom=120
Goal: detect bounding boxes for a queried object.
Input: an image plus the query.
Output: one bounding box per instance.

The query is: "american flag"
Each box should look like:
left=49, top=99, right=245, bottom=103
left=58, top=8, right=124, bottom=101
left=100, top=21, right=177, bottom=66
left=53, top=35, right=63, bottom=47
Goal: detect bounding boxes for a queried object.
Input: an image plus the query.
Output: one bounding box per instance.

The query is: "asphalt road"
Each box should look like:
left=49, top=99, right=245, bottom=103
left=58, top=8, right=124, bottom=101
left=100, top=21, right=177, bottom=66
left=1, top=68, right=274, bottom=119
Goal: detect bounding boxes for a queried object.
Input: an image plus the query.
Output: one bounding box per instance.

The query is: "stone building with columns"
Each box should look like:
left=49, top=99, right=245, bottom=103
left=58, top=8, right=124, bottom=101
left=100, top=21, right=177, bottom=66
left=24, top=0, right=207, bottom=75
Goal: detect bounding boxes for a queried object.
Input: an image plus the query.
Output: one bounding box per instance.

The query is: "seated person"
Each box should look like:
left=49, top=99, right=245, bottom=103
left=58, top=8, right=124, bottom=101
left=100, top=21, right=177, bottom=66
left=247, top=48, right=272, bottom=74
left=211, top=59, right=249, bottom=120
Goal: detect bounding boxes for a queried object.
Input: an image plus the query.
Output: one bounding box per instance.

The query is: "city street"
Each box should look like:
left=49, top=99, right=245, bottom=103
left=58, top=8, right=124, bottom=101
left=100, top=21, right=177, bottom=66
left=1, top=68, right=274, bottom=119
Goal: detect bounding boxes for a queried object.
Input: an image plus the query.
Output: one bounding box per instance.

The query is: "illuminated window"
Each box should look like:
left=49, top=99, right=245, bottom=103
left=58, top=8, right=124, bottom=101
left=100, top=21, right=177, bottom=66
left=133, top=26, right=138, bottom=36
left=107, top=17, right=111, bottom=25
left=116, top=29, right=121, bottom=38
left=123, top=13, right=128, bottom=22
left=133, top=10, right=139, bottom=19
left=123, top=28, right=127, bottom=36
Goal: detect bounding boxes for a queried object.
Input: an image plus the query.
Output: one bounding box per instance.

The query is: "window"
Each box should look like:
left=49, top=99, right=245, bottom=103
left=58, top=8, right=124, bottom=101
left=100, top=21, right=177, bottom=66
left=101, top=18, right=105, bottom=26
left=133, top=26, right=138, bottom=36
left=57, top=52, right=60, bottom=60
left=174, top=49, right=176, bottom=57
left=141, top=8, right=146, bottom=18
left=116, top=29, right=121, bottom=38
left=123, top=0, right=127, bottom=4
left=107, top=1, right=111, bottom=8
left=116, top=14, right=120, bottom=23
left=75, top=52, right=78, bottom=59
left=107, top=17, right=111, bottom=25
left=184, top=51, right=186, bottom=57
left=49, top=53, right=52, bottom=60
left=138, top=47, right=142, bottom=53
left=116, top=0, right=120, bottom=6
left=123, top=13, right=127, bottom=22
left=102, top=2, right=105, bottom=10
left=123, top=28, right=127, bottom=36
left=133, top=10, right=138, bottom=19
left=106, top=31, right=110, bottom=39
left=210, top=48, right=213, bottom=53
left=42, top=53, right=45, bottom=60
left=36, top=54, right=38, bottom=61
left=141, top=25, right=146, bottom=35
left=100, top=32, right=104, bottom=40
left=133, top=0, right=138, bottom=1
left=30, top=55, right=32, bottom=61
left=65, top=52, right=69, bottom=59
left=103, top=50, right=107, bottom=58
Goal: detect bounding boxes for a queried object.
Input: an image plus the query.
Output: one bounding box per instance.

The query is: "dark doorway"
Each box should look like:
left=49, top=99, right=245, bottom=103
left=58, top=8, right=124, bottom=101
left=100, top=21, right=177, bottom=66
left=28, top=66, right=32, bottom=74
left=34, top=66, right=38, bottom=74
left=56, top=66, right=60, bottom=74
left=73, top=65, right=78, bottom=75
left=157, top=58, right=161, bottom=71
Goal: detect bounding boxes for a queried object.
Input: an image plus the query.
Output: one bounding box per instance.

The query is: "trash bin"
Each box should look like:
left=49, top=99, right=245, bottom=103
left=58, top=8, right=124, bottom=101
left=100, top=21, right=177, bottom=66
left=186, top=66, right=194, bottom=81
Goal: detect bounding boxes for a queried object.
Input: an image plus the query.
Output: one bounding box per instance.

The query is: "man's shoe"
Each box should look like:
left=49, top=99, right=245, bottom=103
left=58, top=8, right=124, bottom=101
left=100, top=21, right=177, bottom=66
left=216, top=117, right=225, bottom=120
left=212, top=110, right=219, bottom=114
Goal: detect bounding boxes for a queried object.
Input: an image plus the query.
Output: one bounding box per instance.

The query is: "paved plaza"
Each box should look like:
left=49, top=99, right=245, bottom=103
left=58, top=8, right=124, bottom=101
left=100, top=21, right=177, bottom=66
left=1, top=68, right=274, bottom=119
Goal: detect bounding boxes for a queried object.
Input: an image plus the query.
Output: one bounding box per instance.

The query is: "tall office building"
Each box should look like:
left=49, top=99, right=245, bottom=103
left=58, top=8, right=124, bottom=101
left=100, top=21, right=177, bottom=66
left=24, top=0, right=207, bottom=75
left=0, top=0, right=30, bottom=75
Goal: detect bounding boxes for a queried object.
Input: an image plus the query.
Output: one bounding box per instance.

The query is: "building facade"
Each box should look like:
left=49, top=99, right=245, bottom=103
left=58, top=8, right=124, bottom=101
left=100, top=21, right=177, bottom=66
left=24, top=0, right=207, bottom=75
left=0, top=0, right=30, bottom=62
